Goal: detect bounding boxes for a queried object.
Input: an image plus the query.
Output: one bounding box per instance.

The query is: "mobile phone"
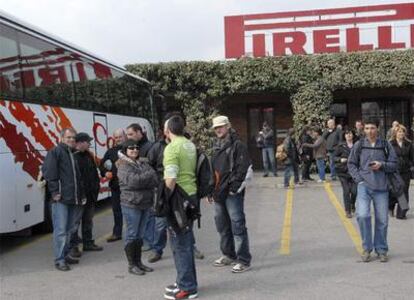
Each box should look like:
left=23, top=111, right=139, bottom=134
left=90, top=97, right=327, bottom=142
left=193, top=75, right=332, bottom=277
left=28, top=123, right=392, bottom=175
left=368, top=162, right=376, bottom=167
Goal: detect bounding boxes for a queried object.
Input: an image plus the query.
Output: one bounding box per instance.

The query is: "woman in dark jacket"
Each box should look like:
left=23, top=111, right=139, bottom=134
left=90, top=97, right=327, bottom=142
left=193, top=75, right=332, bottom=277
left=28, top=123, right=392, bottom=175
left=117, top=139, right=158, bottom=275
left=334, top=129, right=356, bottom=218
left=389, top=125, right=413, bottom=219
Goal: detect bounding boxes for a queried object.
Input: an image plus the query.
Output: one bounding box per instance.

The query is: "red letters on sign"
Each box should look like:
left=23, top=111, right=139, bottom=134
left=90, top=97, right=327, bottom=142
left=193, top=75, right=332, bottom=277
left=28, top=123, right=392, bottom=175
left=378, top=26, right=406, bottom=50
left=346, top=28, right=374, bottom=52
left=273, top=32, right=307, bottom=56
left=313, top=29, right=340, bottom=54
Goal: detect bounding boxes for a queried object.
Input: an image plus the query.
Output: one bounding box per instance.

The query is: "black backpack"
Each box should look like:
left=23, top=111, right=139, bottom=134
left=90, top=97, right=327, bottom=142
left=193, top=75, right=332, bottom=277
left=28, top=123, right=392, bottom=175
left=196, top=150, right=214, bottom=200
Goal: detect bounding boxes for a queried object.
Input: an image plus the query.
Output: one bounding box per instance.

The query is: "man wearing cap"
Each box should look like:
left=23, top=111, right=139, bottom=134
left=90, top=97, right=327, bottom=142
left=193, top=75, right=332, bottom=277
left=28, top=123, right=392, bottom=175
left=70, top=132, right=103, bottom=256
left=209, top=116, right=252, bottom=273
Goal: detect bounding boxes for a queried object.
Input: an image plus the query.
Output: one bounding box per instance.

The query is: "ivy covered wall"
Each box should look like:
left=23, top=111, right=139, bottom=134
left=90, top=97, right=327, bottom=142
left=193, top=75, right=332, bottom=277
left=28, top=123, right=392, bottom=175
left=126, top=50, right=414, bottom=149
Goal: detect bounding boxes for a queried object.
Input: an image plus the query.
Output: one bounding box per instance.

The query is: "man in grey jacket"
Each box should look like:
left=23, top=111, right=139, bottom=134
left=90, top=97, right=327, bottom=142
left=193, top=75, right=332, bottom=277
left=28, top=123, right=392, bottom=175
left=348, top=118, right=398, bottom=263
left=42, top=128, right=85, bottom=271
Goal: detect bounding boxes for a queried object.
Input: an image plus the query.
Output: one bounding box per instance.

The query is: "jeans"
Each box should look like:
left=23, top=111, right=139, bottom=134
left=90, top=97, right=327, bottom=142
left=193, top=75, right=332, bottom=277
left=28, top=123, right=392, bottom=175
left=70, top=199, right=95, bottom=247
left=152, top=217, right=168, bottom=255
left=143, top=210, right=155, bottom=247
left=121, top=205, right=150, bottom=246
left=169, top=226, right=197, bottom=292
left=214, top=192, right=252, bottom=265
left=51, top=202, right=83, bottom=264
left=338, top=176, right=356, bottom=213
left=356, top=183, right=389, bottom=254
left=284, top=164, right=294, bottom=187
left=316, top=159, right=326, bottom=181
left=111, top=189, right=123, bottom=237
left=262, top=147, right=277, bottom=175
left=328, top=151, right=337, bottom=179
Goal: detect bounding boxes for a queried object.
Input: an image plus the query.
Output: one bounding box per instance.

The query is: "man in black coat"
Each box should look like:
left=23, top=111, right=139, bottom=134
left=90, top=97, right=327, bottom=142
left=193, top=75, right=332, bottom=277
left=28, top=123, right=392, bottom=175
left=42, top=128, right=85, bottom=271
left=100, top=128, right=126, bottom=242
left=209, top=115, right=252, bottom=273
left=70, top=133, right=103, bottom=255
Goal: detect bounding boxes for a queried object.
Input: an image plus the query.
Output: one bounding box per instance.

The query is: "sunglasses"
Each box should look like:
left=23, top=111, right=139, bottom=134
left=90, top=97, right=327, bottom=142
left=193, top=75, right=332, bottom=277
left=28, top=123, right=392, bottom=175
left=127, top=146, right=139, bottom=150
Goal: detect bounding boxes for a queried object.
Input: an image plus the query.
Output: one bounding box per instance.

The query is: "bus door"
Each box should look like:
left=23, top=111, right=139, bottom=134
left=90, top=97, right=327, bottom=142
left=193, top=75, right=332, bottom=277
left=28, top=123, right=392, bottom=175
left=92, top=113, right=110, bottom=200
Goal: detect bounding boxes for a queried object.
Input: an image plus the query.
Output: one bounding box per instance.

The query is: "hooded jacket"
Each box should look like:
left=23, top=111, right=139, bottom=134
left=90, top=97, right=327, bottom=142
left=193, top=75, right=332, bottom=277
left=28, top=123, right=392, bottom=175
left=211, top=129, right=251, bottom=202
left=117, top=152, right=158, bottom=209
left=74, top=150, right=100, bottom=201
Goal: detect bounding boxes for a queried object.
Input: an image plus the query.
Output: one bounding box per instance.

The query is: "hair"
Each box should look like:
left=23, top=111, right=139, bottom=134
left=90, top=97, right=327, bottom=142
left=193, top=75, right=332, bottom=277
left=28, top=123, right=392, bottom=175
left=355, top=120, right=363, bottom=125
left=363, top=117, right=380, bottom=128
left=166, top=115, right=185, bottom=136
left=60, top=128, right=76, bottom=138
left=287, top=128, right=295, bottom=136
left=126, top=123, right=143, bottom=133
left=342, top=128, right=355, bottom=141
left=391, top=124, right=409, bottom=141
left=163, top=111, right=186, bottom=128
left=121, top=139, right=139, bottom=154
left=313, top=127, right=323, bottom=136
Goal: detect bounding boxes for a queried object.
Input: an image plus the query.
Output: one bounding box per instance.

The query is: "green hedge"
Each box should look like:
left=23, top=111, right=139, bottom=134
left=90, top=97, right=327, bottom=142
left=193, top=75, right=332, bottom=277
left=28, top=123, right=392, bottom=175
left=126, top=50, right=414, bottom=148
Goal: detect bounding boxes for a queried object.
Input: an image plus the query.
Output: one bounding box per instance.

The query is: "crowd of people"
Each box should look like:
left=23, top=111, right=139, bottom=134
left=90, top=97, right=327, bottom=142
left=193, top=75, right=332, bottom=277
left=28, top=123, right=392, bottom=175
left=257, top=117, right=412, bottom=263
left=40, top=111, right=412, bottom=298
left=41, top=113, right=252, bottom=300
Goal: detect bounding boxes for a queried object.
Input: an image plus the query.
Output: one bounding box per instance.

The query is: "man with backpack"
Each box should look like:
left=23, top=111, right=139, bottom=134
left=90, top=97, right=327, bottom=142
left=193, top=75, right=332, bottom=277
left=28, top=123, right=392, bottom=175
left=209, top=115, right=252, bottom=273
left=348, top=118, right=398, bottom=263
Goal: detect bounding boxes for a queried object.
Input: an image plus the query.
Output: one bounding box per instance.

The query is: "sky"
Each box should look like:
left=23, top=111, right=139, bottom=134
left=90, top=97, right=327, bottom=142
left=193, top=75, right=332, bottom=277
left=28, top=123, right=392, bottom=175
left=0, top=0, right=412, bottom=66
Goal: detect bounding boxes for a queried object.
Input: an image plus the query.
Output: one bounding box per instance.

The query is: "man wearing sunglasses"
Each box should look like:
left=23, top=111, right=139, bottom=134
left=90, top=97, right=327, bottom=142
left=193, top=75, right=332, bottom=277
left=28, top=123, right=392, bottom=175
left=42, top=128, right=85, bottom=271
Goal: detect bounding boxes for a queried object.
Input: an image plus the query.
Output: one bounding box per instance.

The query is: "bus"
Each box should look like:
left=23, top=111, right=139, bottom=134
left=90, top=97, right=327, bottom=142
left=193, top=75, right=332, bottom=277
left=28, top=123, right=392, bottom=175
left=0, top=10, right=155, bottom=234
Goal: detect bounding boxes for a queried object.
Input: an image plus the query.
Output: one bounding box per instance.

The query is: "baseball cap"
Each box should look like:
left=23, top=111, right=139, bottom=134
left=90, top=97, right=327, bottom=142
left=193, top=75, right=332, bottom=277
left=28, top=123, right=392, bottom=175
left=212, top=115, right=230, bottom=129
left=75, top=132, right=93, bottom=143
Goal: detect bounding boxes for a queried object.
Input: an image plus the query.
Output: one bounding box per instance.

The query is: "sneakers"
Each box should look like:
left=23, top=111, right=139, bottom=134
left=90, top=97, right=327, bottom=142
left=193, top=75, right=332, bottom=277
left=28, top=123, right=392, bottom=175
left=213, top=256, right=234, bottom=267
left=232, top=263, right=251, bottom=273
left=317, top=179, right=325, bottom=183
left=148, top=252, right=162, bottom=263
left=361, top=250, right=371, bottom=262
left=345, top=212, right=352, bottom=219
left=65, top=256, right=79, bottom=265
left=165, top=283, right=179, bottom=294
left=164, top=289, right=198, bottom=299
left=378, top=253, right=388, bottom=263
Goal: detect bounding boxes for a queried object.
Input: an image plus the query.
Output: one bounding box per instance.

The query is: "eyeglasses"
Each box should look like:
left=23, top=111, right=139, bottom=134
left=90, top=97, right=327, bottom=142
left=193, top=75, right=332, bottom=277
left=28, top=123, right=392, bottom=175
left=127, top=146, right=139, bottom=150
left=66, top=136, right=76, bottom=140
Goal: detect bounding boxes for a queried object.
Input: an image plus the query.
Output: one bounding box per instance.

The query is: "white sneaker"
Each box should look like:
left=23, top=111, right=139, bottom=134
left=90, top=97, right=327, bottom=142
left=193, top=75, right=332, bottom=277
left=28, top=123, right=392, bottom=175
left=213, top=256, right=234, bottom=267
left=232, top=263, right=251, bottom=273
left=317, top=179, right=325, bottom=183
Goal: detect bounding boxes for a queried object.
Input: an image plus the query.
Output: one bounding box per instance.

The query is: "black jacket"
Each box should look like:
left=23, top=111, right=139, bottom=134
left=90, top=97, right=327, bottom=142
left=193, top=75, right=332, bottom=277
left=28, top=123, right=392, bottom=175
left=42, top=143, right=84, bottom=205
left=390, top=140, right=414, bottom=175
left=283, top=136, right=299, bottom=165
left=323, top=128, right=342, bottom=152
left=99, top=144, right=122, bottom=190
left=147, top=138, right=167, bottom=182
left=334, top=142, right=353, bottom=178
left=75, top=150, right=100, bottom=201
left=211, top=130, right=251, bottom=202
left=117, top=154, right=158, bottom=210
left=138, top=135, right=153, bottom=158
left=299, top=133, right=313, bottom=159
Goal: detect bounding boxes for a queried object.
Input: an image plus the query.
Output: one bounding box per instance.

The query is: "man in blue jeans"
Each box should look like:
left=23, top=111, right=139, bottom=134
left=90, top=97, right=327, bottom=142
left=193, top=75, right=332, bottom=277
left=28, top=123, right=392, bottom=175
left=163, top=115, right=198, bottom=300
left=348, top=118, right=397, bottom=263
left=209, top=116, right=252, bottom=273
left=323, top=119, right=342, bottom=181
left=42, top=128, right=85, bottom=271
left=257, top=122, right=278, bottom=177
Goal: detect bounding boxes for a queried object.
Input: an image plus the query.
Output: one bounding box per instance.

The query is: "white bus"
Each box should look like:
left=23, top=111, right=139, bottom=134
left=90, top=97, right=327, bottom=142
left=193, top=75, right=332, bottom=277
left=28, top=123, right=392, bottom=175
left=0, top=10, right=155, bottom=234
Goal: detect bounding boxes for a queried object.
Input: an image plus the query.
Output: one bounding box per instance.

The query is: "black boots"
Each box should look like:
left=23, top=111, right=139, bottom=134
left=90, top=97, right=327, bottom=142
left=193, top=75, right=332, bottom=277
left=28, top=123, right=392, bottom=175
left=137, top=239, right=154, bottom=273
left=124, top=241, right=144, bottom=275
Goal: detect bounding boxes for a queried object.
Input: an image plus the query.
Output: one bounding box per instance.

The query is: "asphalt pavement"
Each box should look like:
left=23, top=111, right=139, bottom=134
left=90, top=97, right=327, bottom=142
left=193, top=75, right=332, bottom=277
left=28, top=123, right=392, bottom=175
left=0, top=174, right=413, bottom=300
